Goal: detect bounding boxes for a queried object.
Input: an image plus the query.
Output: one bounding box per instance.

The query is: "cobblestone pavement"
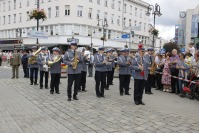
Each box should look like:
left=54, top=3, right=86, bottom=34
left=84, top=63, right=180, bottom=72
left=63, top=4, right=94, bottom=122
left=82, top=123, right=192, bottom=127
left=0, top=64, right=199, bottom=133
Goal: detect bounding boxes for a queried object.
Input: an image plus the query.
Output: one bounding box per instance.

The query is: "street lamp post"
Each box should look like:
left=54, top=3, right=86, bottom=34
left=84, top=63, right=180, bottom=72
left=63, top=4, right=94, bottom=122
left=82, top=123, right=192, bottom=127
left=90, top=28, right=95, bottom=53
left=146, top=3, right=162, bottom=48
left=97, top=19, right=108, bottom=46
left=36, top=0, right=40, bottom=45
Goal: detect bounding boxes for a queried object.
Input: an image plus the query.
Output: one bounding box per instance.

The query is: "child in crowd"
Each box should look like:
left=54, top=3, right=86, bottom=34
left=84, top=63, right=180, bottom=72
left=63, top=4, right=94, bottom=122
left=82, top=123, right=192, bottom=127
left=161, top=54, right=172, bottom=92
left=184, top=52, right=192, bottom=79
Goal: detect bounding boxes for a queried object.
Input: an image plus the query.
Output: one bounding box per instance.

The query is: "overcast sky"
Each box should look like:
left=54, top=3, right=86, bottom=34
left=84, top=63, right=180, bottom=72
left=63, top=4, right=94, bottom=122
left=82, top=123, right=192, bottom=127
left=145, top=0, right=199, bottom=41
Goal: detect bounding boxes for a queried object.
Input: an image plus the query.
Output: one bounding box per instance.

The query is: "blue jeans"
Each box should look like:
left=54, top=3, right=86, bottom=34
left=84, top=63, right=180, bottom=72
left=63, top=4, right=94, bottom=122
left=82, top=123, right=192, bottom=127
left=178, top=76, right=184, bottom=93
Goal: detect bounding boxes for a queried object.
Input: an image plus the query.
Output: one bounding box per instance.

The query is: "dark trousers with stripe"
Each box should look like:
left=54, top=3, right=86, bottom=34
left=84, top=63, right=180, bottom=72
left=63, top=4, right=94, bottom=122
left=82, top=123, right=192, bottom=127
left=79, top=71, right=87, bottom=91
left=40, top=71, right=49, bottom=88
left=50, top=73, right=60, bottom=93
left=95, top=71, right=106, bottom=96
left=134, top=79, right=145, bottom=103
left=67, top=74, right=81, bottom=98
left=119, top=75, right=130, bottom=94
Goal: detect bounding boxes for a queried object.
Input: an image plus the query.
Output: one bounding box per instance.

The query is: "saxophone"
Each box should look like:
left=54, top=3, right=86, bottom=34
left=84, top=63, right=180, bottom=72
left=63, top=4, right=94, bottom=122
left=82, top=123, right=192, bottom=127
left=48, top=55, right=62, bottom=67
left=28, top=47, right=42, bottom=65
left=150, top=59, right=157, bottom=75
left=72, top=51, right=79, bottom=70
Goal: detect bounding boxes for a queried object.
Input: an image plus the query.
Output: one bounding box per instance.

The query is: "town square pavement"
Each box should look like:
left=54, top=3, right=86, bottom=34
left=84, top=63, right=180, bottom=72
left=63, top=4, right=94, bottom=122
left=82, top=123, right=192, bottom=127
left=0, top=63, right=199, bottom=133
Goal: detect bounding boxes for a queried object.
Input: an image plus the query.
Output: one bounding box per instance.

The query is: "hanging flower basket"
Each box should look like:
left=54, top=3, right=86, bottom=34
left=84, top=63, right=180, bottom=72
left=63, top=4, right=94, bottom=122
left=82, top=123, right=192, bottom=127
left=151, top=29, right=159, bottom=36
left=100, top=37, right=107, bottom=41
left=29, top=9, right=47, bottom=21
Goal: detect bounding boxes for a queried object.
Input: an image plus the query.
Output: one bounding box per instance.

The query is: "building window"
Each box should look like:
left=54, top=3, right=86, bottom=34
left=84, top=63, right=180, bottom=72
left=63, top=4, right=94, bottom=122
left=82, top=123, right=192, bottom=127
left=139, top=22, right=142, bottom=30
left=27, top=0, right=30, bottom=6
left=19, top=13, right=22, bottom=22
left=97, top=0, right=100, bottom=5
left=55, top=6, right=59, bottom=17
left=8, top=15, right=10, bottom=24
left=111, top=0, right=115, bottom=9
left=8, top=1, right=11, bottom=11
left=111, top=14, right=114, bottom=24
left=19, top=0, right=22, bottom=8
left=88, top=8, right=92, bottom=19
left=140, top=9, right=142, bottom=18
left=134, top=20, right=137, bottom=26
left=104, top=12, right=107, bottom=20
left=13, top=14, right=16, bottom=23
left=77, top=6, right=83, bottom=17
left=14, top=0, right=16, bottom=9
left=65, top=5, right=70, bottom=15
left=124, top=3, right=127, bottom=13
left=130, top=5, right=132, bottom=15
left=135, top=7, right=137, bottom=16
left=104, top=0, right=108, bottom=7
left=48, top=8, right=51, bottom=18
left=50, top=26, right=53, bottom=35
left=3, top=16, right=5, bottom=24
left=118, top=1, right=121, bottom=11
left=97, top=10, right=100, bottom=19
left=117, top=16, right=120, bottom=25
left=27, top=11, right=30, bottom=21
left=144, top=23, right=146, bottom=31
left=3, top=2, right=5, bottom=12
left=123, top=17, right=126, bottom=26
left=129, top=19, right=132, bottom=26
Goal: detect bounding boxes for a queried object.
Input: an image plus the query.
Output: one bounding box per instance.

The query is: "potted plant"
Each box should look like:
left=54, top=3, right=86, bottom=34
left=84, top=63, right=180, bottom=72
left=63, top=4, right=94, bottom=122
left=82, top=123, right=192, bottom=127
left=29, top=9, right=47, bottom=21
left=151, top=29, right=159, bottom=36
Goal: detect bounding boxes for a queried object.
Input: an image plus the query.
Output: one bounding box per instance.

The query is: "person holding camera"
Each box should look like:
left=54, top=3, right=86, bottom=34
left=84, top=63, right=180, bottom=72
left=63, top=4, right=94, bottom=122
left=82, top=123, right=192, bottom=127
left=10, top=49, right=21, bottom=79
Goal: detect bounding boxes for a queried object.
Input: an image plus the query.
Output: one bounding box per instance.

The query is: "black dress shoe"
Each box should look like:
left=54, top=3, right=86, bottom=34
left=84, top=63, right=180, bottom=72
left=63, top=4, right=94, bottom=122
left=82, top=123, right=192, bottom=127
left=97, top=95, right=101, bottom=98
left=68, top=98, right=71, bottom=101
left=101, top=95, right=105, bottom=98
left=120, top=93, right=123, bottom=96
left=139, top=101, right=145, bottom=105
left=34, top=83, right=38, bottom=85
left=149, top=92, right=153, bottom=94
left=135, top=102, right=140, bottom=105
left=45, top=86, right=49, bottom=89
left=30, top=83, right=33, bottom=85
left=73, top=96, right=79, bottom=100
left=110, top=83, right=113, bottom=85
left=145, top=92, right=150, bottom=94
left=78, top=90, right=81, bottom=92
left=40, top=87, right=43, bottom=89
left=50, top=91, right=53, bottom=95
left=11, top=77, right=15, bottom=79
left=56, top=92, right=60, bottom=94
left=82, top=90, right=87, bottom=92
left=125, top=93, right=131, bottom=95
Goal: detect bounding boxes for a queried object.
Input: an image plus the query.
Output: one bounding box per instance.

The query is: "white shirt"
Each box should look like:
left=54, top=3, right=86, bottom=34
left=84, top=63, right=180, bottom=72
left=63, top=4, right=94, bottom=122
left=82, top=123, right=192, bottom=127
left=189, top=47, right=195, bottom=56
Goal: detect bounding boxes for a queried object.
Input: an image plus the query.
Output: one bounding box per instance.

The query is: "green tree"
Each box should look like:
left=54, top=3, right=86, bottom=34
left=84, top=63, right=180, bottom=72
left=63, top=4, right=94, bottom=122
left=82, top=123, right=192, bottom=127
left=163, top=42, right=180, bottom=53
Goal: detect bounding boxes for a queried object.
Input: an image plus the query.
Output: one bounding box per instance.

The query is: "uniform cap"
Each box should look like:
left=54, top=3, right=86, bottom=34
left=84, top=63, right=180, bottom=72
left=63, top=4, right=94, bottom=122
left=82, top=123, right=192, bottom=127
left=52, top=47, right=60, bottom=52
left=70, top=40, right=78, bottom=46
left=32, top=46, right=37, bottom=49
left=41, top=46, right=47, bottom=50
left=98, top=46, right=105, bottom=50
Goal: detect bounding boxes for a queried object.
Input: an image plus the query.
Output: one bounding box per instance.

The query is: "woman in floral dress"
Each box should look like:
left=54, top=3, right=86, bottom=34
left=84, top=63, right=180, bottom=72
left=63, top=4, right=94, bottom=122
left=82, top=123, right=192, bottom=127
left=162, top=54, right=172, bottom=92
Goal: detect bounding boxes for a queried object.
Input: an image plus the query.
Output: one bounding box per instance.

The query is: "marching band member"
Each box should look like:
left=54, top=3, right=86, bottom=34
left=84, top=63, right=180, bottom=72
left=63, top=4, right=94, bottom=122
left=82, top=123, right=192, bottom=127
left=63, top=41, right=83, bottom=101
left=105, top=49, right=113, bottom=90
left=37, top=47, right=49, bottom=89
left=132, top=45, right=149, bottom=105
left=78, top=48, right=89, bottom=92
left=94, top=46, right=107, bottom=98
left=29, top=46, right=39, bottom=85
left=117, top=48, right=131, bottom=96
left=49, top=47, right=62, bottom=94
left=145, top=48, right=155, bottom=94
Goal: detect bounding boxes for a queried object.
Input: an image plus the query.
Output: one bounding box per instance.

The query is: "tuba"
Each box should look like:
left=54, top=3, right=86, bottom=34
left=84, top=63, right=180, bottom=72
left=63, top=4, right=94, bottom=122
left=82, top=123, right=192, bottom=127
left=150, top=59, right=157, bottom=75
left=28, top=47, right=42, bottom=65
left=72, top=51, right=79, bottom=69
left=48, top=55, right=62, bottom=67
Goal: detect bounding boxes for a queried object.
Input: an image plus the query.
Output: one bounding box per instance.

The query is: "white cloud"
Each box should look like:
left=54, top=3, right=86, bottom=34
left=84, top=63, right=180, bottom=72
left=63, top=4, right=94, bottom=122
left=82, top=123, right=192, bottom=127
left=156, top=25, right=175, bottom=40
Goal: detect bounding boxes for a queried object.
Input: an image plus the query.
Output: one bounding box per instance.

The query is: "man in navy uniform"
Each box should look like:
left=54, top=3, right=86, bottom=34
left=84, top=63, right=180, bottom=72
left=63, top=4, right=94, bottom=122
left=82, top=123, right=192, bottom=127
left=37, top=47, right=49, bottom=89
left=63, top=41, right=83, bottom=101
left=117, top=48, right=131, bottom=96
left=29, top=46, right=39, bottom=85
left=49, top=47, right=62, bottom=94
left=105, top=48, right=114, bottom=90
left=94, top=46, right=107, bottom=98
left=132, top=45, right=149, bottom=105
left=78, top=48, right=89, bottom=92
left=145, top=48, right=155, bottom=94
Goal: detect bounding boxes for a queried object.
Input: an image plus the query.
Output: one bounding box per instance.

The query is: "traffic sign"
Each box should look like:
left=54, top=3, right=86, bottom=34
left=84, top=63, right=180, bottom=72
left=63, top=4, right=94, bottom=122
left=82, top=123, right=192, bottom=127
left=121, top=34, right=130, bottom=39
left=29, top=31, right=48, bottom=39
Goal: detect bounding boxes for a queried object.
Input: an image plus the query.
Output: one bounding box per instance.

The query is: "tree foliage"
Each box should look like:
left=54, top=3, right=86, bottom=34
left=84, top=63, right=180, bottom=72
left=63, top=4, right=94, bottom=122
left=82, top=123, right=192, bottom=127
left=163, top=42, right=180, bottom=53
